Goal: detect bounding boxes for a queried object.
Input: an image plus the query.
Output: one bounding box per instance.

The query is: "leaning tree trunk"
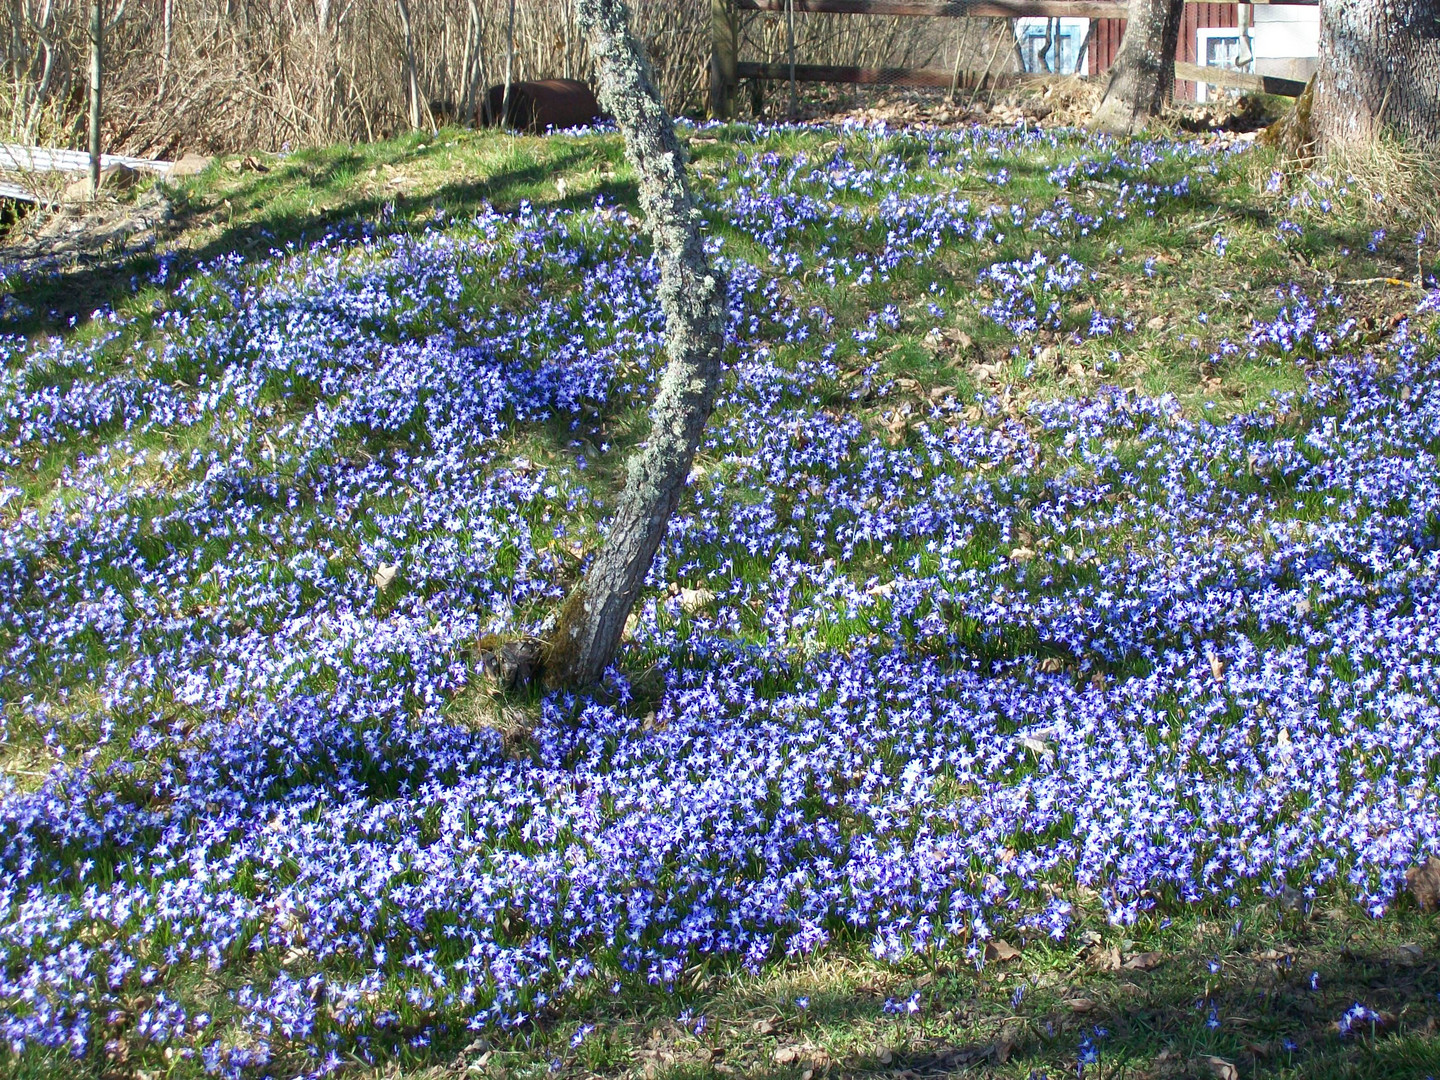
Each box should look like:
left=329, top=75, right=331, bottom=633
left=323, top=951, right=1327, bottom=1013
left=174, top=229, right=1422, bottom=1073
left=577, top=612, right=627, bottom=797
left=543, top=0, right=729, bottom=689
left=1313, top=0, right=1440, bottom=153
left=1091, top=0, right=1184, bottom=135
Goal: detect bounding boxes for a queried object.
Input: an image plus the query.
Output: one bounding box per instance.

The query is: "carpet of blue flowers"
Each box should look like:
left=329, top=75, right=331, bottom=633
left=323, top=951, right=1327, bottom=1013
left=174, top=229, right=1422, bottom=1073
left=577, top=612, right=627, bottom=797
left=1, top=121, right=1438, bottom=1077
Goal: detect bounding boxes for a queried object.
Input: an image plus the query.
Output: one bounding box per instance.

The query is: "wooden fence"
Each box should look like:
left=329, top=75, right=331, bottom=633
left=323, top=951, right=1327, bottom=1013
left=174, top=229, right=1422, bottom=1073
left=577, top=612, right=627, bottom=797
left=709, top=0, right=1315, bottom=117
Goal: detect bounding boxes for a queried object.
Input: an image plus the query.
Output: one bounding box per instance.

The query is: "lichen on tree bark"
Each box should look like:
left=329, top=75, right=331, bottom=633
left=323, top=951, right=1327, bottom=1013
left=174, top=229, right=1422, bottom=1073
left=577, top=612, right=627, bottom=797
left=542, top=0, right=729, bottom=689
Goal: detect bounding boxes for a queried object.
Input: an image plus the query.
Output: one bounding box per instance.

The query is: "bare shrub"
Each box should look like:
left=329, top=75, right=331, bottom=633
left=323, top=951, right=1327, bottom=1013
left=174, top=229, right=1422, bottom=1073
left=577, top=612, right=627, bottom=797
left=1, top=1, right=1013, bottom=155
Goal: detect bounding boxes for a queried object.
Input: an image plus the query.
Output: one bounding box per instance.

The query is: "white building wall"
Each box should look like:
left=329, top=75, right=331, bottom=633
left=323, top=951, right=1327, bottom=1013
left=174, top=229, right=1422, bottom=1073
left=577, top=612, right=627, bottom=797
left=1249, top=5, right=1319, bottom=82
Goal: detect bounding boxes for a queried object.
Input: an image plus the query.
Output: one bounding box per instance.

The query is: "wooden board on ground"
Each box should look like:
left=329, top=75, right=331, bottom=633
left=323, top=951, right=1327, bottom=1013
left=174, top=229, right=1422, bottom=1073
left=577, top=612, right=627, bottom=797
left=0, top=144, right=181, bottom=203
left=1172, top=61, right=1307, bottom=97
left=0, top=144, right=173, bottom=177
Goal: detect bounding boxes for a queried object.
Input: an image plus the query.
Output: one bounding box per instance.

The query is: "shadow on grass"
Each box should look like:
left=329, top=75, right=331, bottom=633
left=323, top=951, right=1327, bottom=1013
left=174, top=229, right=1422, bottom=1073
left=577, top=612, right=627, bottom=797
left=0, top=133, right=637, bottom=340
left=501, top=906, right=1440, bottom=1080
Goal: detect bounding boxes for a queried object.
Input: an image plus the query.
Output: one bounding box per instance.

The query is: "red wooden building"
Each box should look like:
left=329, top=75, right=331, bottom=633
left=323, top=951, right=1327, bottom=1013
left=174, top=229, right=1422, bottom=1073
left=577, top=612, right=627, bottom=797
left=1085, top=3, right=1317, bottom=101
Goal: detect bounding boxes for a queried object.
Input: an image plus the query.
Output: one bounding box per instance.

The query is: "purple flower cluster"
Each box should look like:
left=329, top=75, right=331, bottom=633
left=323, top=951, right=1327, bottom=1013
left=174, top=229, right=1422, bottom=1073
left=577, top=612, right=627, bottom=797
left=1336, top=1001, right=1383, bottom=1038
left=977, top=251, right=1092, bottom=334
left=0, top=122, right=1434, bottom=1075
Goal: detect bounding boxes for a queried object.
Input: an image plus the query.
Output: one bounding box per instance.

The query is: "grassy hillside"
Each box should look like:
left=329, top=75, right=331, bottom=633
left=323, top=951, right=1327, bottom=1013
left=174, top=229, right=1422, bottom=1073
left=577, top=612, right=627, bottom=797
left=1, top=121, right=1439, bottom=1080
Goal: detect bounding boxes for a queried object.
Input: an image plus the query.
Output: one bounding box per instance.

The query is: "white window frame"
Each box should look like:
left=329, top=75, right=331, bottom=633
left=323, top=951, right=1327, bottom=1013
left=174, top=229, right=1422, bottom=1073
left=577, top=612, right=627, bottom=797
left=1194, top=27, right=1246, bottom=103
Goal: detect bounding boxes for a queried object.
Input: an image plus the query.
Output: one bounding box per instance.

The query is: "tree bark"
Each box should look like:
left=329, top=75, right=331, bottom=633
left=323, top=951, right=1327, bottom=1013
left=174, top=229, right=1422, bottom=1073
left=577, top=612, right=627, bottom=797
left=1313, top=0, right=1440, bottom=152
left=543, top=0, right=729, bottom=689
left=394, top=0, right=420, bottom=132
left=88, top=0, right=101, bottom=197
left=1091, top=0, right=1184, bottom=135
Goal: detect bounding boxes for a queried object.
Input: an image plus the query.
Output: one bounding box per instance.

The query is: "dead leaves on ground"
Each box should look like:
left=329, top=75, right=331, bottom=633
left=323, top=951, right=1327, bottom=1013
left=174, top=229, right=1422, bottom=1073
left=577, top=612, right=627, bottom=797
left=984, top=939, right=1022, bottom=963
left=1405, top=855, right=1440, bottom=910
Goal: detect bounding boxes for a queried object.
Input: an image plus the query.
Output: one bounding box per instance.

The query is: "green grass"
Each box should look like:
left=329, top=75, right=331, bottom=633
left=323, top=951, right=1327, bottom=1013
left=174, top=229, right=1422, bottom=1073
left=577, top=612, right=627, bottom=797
left=3, top=120, right=1440, bottom=1079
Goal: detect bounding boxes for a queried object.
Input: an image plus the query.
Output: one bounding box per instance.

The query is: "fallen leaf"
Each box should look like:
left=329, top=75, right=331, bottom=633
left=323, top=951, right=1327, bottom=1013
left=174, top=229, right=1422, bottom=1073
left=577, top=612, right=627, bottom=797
left=876, top=1046, right=893, bottom=1065
left=1065, top=997, right=1096, bottom=1013
left=1146, top=315, right=1166, bottom=330
left=372, top=563, right=398, bottom=589
left=1018, top=735, right=1053, bottom=760
left=985, top=939, right=1021, bottom=963
left=678, top=586, right=715, bottom=614
left=774, top=1046, right=801, bottom=1065
left=1209, top=654, right=1226, bottom=681
left=884, top=412, right=910, bottom=445
left=1009, top=546, right=1036, bottom=563
left=1203, top=1055, right=1239, bottom=1080
left=1122, top=951, right=1163, bottom=971
left=1092, top=945, right=1121, bottom=971
left=1406, top=856, right=1440, bottom=910
left=993, top=1033, right=1014, bottom=1064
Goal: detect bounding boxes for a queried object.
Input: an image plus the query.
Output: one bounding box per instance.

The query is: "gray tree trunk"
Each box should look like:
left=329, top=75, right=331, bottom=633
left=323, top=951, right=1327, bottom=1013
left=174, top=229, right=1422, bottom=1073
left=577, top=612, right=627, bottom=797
left=543, top=0, right=729, bottom=689
left=1091, top=0, right=1184, bottom=135
left=88, top=0, right=102, bottom=196
left=1313, top=0, right=1440, bottom=152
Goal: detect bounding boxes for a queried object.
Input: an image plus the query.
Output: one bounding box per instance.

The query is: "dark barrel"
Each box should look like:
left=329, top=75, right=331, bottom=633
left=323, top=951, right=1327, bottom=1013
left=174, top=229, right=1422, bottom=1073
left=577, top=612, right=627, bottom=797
left=481, top=79, right=602, bottom=133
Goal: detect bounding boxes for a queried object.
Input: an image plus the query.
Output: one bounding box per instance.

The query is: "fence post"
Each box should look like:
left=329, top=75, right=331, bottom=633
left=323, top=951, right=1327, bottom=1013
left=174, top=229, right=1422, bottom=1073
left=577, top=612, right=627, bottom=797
left=786, top=0, right=797, bottom=119
left=88, top=0, right=101, bottom=197
left=709, top=0, right=737, bottom=120
left=501, top=0, right=515, bottom=127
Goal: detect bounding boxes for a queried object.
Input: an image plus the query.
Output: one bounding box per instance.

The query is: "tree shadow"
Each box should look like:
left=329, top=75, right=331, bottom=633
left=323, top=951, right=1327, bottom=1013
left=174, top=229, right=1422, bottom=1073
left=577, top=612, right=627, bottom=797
left=520, top=907, right=1440, bottom=1080
left=0, top=136, right=637, bottom=341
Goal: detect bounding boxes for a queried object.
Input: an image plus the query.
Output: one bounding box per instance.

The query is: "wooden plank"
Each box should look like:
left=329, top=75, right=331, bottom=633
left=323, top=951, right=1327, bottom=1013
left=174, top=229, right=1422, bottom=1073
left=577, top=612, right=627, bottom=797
left=0, top=179, right=37, bottom=203
left=0, top=144, right=173, bottom=176
left=737, top=61, right=1047, bottom=87
left=710, top=0, right=739, bottom=119
left=1173, top=60, right=1306, bottom=96
left=735, top=0, right=1312, bottom=12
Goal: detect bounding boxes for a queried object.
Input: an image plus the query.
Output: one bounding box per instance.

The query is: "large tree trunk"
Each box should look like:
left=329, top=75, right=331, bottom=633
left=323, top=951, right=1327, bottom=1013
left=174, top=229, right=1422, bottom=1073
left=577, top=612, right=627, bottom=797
left=543, top=0, right=729, bottom=689
left=1091, top=0, right=1184, bottom=135
left=1313, top=0, right=1440, bottom=152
